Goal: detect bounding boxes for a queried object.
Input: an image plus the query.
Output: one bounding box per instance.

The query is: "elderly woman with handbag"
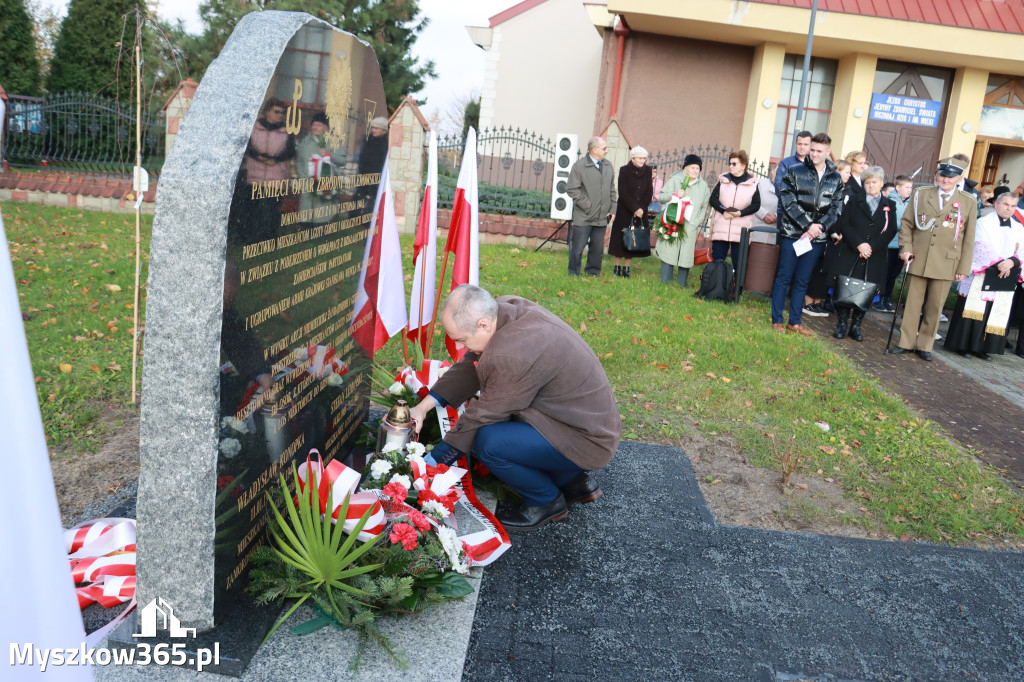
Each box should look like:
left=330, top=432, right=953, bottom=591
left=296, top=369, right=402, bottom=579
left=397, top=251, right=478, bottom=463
left=609, top=146, right=654, bottom=278
left=823, top=165, right=897, bottom=341
left=655, top=154, right=710, bottom=287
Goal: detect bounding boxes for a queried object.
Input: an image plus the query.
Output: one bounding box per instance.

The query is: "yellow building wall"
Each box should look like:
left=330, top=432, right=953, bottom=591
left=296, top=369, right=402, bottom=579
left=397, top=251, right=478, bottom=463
left=740, top=43, right=786, bottom=166
left=829, top=53, right=877, bottom=158
left=940, top=67, right=988, bottom=161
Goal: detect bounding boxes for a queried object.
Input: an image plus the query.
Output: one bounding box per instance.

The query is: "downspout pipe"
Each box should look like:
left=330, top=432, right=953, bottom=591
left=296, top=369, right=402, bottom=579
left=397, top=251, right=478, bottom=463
left=609, top=16, right=630, bottom=119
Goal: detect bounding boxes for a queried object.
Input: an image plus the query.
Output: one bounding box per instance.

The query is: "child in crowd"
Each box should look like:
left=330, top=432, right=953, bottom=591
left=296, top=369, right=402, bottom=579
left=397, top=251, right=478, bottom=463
left=874, top=175, right=914, bottom=312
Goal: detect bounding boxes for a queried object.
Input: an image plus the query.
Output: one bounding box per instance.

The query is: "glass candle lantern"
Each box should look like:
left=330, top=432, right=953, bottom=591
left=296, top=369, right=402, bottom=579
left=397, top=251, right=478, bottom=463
left=376, top=400, right=414, bottom=453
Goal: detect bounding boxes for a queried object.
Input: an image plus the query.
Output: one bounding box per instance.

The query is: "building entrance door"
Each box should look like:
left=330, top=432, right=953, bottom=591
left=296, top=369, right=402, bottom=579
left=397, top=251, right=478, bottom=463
left=863, top=63, right=951, bottom=178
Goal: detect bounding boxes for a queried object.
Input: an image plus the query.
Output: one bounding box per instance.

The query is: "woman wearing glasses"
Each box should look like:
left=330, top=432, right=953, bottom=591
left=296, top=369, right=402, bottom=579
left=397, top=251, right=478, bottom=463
left=708, top=150, right=760, bottom=267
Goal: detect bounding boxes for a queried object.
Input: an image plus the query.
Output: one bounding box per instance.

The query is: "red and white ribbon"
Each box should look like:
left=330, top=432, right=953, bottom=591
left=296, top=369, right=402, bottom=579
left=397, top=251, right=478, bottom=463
left=308, top=154, right=332, bottom=183
left=397, top=359, right=452, bottom=399
left=432, top=398, right=512, bottom=567
left=64, top=518, right=137, bottom=609
left=297, top=451, right=385, bottom=541
left=394, top=359, right=513, bottom=566
left=303, top=344, right=348, bottom=379
left=333, top=492, right=387, bottom=541
left=661, top=195, right=693, bottom=227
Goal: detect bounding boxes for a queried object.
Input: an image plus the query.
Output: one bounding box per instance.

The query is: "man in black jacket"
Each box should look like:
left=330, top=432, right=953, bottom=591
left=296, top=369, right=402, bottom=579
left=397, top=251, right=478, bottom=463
left=770, top=132, right=845, bottom=335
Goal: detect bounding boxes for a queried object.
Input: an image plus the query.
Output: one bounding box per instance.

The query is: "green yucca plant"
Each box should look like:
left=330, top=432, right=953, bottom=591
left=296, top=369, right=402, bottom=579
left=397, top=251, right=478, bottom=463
left=261, top=462, right=383, bottom=642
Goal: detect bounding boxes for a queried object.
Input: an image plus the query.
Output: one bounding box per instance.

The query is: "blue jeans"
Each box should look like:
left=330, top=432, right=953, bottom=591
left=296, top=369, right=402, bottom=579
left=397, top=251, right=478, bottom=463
left=771, top=238, right=825, bottom=325
left=474, top=422, right=584, bottom=506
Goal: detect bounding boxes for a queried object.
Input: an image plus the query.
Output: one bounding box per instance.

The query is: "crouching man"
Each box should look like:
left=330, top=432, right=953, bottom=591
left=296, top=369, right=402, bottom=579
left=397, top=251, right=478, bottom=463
left=409, top=285, right=621, bottom=531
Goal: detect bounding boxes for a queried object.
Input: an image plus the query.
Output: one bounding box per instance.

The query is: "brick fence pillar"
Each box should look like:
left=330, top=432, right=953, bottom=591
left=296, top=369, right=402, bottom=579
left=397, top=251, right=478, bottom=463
left=161, top=79, right=198, bottom=159
left=387, top=96, right=430, bottom=233
left=601, top=118, right=633, bottom=174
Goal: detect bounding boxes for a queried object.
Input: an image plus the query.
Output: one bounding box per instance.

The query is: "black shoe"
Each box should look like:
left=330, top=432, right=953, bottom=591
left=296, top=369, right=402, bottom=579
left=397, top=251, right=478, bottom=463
left=623, top=266, right=631, bottom=279
left=613, top=265, right=622, bottom=277
left=886, top=347, right=910, bottom=355
left=916, top=350, right=933, bottom=361
left=976, top=352, right=992, bottom=361
left=496, top=494, right=568, bottom=531
left=848, top=310, right=865, bottom=342
left=559, top=472, right=602, bottom=504
left=833, top=309, right=849, bottom=339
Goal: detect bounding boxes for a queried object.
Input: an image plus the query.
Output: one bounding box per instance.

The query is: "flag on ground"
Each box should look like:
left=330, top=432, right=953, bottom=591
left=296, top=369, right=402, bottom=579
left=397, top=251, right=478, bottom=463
left=352, top=155, right=407, bottom=356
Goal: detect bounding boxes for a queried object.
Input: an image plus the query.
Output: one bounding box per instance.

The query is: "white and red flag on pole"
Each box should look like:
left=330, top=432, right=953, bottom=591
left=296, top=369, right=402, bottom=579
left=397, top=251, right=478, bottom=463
left=352, top=154, right=408, bottom=356
left=443, top=127, right=480, bottom=361
left=0, top=209, right=93, bottom=680
left=408, top=130, right=438, bottom=355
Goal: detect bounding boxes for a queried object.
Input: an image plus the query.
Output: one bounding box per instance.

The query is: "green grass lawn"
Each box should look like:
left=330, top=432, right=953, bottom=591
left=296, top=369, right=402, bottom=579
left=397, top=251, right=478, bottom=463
left=8, top=200, right=1023, bottom=545
left=381, top=243, right=1024, bottom=546
left=4, top=202, right=150, bottom=453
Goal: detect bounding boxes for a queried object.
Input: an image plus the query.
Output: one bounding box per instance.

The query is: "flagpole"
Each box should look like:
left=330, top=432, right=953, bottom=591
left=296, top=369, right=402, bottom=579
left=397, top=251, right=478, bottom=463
left=131, top=18, right=143, bottom=404
left=415, top=245, right=428, bottom=354
left=426, top=248, right=452, bottom=353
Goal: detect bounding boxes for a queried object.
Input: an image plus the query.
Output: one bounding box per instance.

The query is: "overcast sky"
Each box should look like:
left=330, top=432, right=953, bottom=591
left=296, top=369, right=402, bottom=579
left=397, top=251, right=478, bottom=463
left=39, top=0, right=517, bottom=120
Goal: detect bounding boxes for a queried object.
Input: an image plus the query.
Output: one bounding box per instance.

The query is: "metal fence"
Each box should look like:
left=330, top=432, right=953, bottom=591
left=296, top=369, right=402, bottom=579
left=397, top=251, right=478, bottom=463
left=437, top=127, right=557, bottom=217
left=2, top=92, right=165, bottom=175
left=647, top=144, right=770, bottom=188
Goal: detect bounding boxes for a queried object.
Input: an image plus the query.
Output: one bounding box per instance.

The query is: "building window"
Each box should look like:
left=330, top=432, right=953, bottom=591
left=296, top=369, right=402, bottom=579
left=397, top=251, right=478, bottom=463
left=771, top=55, right=837, bottom=160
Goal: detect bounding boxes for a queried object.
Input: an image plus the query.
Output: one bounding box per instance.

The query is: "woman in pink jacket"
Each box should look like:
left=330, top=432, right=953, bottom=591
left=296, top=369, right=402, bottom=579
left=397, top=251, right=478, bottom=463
left=708, top=150, right=760, bottom=267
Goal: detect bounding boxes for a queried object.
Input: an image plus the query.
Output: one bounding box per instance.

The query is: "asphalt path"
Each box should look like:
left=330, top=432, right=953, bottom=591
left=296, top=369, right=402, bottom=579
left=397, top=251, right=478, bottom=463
left=462, top=442, right=1024, bottom=682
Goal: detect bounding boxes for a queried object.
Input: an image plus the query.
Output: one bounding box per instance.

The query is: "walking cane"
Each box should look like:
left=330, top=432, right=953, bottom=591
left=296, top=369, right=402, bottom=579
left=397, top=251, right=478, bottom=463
left=884, top=257, right=913, bottom=353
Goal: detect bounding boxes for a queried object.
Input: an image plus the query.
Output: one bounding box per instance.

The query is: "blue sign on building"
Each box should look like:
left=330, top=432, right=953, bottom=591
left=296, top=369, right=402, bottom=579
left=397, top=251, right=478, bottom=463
left=869, top=94, right=941, bottom=128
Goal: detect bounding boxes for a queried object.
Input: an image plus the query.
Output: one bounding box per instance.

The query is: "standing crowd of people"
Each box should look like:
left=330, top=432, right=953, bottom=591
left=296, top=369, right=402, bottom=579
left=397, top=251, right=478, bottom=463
left=562, top=132, right=1024, bottom=359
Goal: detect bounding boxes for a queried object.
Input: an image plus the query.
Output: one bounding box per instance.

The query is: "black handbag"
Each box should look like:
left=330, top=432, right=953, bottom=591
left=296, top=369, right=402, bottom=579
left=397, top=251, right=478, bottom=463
left=833, top=259, right=877, bottom=311
left=622, top=216, right=651, bottom=252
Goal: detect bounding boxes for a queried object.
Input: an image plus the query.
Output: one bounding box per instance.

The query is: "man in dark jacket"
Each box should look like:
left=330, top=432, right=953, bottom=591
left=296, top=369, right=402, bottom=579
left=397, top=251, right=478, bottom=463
left=770, top=132, right=845, bottom=335
left=565, top=136, right=616, bottom=276
left=774, top=130, right=812, bottom=197
left=409, top=285, right=621, bottom=531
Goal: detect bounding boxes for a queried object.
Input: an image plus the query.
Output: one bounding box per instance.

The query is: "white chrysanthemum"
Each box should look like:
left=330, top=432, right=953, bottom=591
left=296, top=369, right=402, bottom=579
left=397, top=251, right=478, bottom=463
left=381, top=442, right=402, bottom=454
left=406, top=441, right=425, bottom=457
left=219, top=438, right=241, bottom=458
left=420, top=500, right=450, bottom=519
left=222, top=417, right=247, bottom=434
left=325, top=372, right=343, bottom=387
left=370, top=460, right=393, bottom=479
left=388, top=381, right=405, bottom=395
left=406, top=453, right=426, bottom=469
left=437, top=526, right=470, bottom=574
left=294, top=347, right=309, bottom=361
left=389, top=474, right=412, bottom=489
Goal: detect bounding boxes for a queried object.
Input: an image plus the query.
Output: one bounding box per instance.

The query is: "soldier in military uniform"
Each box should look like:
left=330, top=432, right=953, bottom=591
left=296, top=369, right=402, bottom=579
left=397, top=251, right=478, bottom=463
left=887, top=159, right=977, bottom=361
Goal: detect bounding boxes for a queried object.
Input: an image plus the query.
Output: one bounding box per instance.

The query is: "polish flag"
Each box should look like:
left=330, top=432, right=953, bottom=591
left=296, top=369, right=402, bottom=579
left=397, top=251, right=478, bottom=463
left=352, top=155, right=408, bottom=356
left=1, top=209, right=93, bottom=679
left=443, top=127, right=479, bottom=361
left=408, top=131, right=438, bottom=355
left=1015, top=207, right=1024, bottom=227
